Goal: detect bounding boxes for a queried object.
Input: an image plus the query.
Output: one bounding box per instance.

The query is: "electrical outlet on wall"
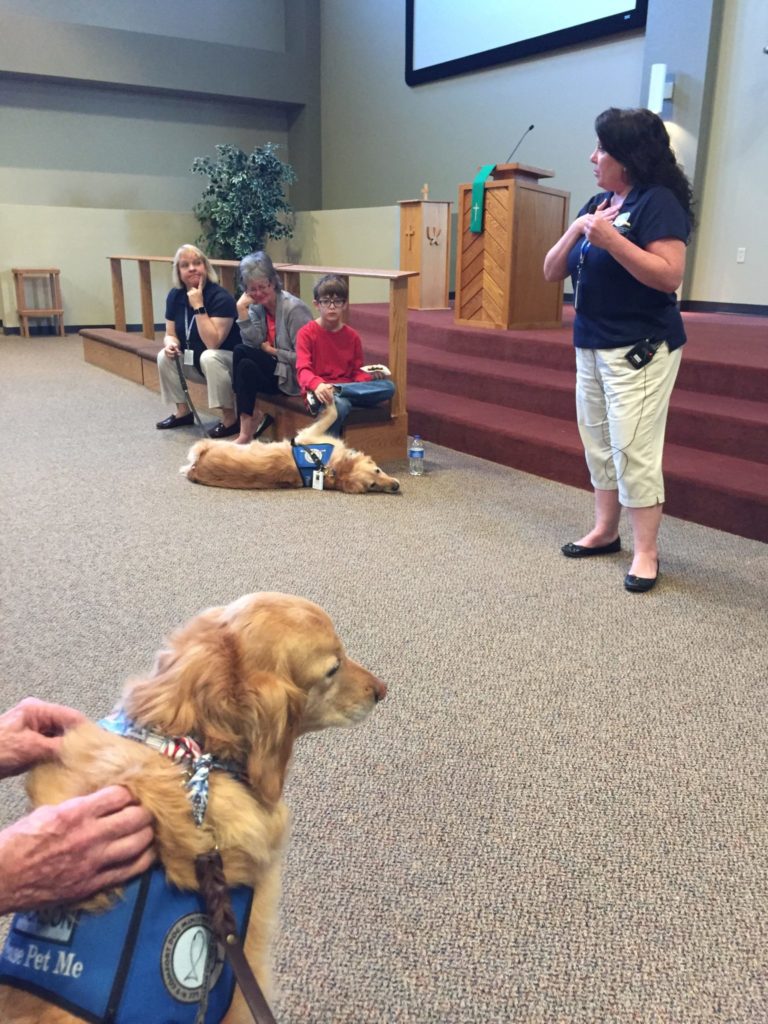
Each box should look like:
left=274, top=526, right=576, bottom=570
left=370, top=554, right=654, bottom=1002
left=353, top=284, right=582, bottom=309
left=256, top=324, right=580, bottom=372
left=736, top=247, right=746, bottom=263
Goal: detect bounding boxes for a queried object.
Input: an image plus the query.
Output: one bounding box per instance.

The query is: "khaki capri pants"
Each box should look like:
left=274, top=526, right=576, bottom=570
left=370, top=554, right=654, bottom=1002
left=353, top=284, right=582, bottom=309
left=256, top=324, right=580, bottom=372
left=157, top=348, right=234, bottom=411
left=575, top=342, right=682, bottom=508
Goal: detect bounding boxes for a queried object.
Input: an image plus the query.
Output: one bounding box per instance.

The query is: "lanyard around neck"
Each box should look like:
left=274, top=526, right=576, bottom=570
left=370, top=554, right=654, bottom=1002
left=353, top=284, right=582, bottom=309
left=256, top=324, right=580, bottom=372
left=184, top=305, right=194, bottom=344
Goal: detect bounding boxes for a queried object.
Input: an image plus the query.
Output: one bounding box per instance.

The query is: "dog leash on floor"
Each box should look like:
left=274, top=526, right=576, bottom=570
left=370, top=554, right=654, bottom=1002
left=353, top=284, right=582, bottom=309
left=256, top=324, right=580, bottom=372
left=195, top=849, right=278, bottom=1024
left=173, top=351, right=211, bottom=439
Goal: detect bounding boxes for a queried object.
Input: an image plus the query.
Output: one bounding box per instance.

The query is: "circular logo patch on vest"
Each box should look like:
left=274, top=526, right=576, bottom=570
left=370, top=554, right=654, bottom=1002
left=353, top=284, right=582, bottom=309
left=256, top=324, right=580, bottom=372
left=161, top=913, right=224, bottom=1003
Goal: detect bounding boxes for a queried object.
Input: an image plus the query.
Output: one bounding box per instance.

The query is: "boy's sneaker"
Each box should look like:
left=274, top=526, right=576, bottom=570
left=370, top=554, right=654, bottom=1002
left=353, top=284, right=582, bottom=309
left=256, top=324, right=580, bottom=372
left=304, top=391, right=320, bottom=417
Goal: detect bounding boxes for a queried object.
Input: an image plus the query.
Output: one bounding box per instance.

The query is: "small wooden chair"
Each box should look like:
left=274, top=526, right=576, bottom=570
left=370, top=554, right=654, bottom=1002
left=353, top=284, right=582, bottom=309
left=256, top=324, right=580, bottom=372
left=12, top=268, right=65, bottom=337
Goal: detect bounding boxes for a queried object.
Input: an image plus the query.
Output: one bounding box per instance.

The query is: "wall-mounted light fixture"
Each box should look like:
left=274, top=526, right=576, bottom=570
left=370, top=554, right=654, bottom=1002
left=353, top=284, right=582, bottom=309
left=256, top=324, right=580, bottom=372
left=648, top=62, right=675, bottom=115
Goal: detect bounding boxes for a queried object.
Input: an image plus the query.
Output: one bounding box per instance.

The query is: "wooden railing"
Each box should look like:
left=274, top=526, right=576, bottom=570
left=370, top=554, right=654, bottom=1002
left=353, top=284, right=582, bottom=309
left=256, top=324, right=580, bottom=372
left=108, top=255, right=239, bottom=338
left=106, top=256, right=417, bottom=420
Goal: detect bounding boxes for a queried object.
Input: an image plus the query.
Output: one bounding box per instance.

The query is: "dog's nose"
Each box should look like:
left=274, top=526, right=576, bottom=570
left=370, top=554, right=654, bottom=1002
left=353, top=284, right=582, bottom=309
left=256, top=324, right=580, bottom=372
left=391, top=481, right=400, bottom=492
left=373, top=678, right=387, bottom=702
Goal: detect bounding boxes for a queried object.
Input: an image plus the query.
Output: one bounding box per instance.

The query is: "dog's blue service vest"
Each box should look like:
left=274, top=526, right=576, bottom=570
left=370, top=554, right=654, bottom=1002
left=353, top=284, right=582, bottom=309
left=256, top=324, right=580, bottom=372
left=0, top=865, right=253, bottom=1023
left=292, top=442, right=334, bottom=487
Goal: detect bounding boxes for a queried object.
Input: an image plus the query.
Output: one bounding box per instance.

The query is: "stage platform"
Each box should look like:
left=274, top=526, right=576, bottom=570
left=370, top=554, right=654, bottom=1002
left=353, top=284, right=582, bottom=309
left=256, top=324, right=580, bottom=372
left=350, top=304, right=768, bottom=544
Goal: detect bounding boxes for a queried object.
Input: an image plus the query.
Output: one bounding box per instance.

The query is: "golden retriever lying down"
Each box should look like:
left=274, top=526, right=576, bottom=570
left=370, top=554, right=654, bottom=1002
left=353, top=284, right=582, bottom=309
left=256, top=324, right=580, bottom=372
left=181, top=403, right=400, bottom=494
left=0, top=593, right=386, bottom=1024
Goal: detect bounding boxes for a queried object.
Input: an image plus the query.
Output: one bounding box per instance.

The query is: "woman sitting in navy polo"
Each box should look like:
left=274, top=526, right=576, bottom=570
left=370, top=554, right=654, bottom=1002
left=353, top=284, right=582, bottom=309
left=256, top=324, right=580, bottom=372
left=155, top=244, right=240, bottom=439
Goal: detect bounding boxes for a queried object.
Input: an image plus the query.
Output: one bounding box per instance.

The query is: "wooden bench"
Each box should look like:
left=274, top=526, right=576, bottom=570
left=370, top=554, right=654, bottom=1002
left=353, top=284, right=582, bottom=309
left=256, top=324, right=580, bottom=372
left=81, top=257, right=417, bottom=463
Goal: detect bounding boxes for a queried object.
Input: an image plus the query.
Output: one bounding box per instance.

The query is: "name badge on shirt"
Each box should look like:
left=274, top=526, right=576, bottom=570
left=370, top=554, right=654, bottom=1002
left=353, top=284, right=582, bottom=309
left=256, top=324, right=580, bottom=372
left=183, top=349, right=194, bottom=366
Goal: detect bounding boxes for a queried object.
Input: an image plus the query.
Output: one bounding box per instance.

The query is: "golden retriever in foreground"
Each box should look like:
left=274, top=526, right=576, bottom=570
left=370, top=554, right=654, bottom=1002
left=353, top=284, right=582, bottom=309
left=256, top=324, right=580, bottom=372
left=181, top=404, right=400, bottom=494
left=0, top=592, right=386, bottom=1024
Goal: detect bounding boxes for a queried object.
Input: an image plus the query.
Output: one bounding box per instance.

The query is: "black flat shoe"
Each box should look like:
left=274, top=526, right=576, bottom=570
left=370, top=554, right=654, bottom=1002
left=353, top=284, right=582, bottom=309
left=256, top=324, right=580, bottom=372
left=253, top=413, right=275, bottom=439
left=156, top=412, right=194, bottom=430
left=561, top=537, right=621, bottom=558
left=624, top=563, right=660, bottom=593
left=208, top=421, right=239, bottom=439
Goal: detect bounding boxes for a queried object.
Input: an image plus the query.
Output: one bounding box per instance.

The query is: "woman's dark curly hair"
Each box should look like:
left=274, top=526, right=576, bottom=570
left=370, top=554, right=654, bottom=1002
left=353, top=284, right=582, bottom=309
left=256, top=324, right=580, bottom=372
left=596, top=107, right=694, bottom=226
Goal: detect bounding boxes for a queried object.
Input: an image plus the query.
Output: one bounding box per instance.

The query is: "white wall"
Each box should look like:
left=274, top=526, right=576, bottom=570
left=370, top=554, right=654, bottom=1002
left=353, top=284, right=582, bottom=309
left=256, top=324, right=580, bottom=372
left=0, top=78, right=289, bottom=213
left=0, top=0, right=287, bottom=51
left=0, top=0, right=322, bottom=220
left=0, top=205, right=200, bottom=328
left=319, top=0, right=766, bottom=308
left=1, top=0, right=764, bottom=316
left=287, top=207, right=400, bottom=303
left=321, top=0, right=643, bottom=222
left=0, top=0, right=324, bottom=330
left=0, top=204, right=391, bottom=329
left=687, top=0, right=767, bottom=303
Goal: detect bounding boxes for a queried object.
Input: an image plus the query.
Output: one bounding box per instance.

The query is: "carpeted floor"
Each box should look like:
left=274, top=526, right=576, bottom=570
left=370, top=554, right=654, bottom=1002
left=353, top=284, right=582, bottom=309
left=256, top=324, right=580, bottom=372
left=1, top=336, right=767, bottom=1023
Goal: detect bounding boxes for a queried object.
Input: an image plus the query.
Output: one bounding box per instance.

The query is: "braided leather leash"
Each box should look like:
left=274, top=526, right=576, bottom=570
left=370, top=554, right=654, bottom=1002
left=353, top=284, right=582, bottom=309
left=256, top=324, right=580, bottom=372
left=195, top=850, right=278, bottom=1024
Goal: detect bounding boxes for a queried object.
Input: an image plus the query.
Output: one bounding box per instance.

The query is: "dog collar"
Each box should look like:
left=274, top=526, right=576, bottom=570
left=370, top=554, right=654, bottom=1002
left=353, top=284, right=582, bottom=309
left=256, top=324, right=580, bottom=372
left=99, top=710, right=248, bottom=826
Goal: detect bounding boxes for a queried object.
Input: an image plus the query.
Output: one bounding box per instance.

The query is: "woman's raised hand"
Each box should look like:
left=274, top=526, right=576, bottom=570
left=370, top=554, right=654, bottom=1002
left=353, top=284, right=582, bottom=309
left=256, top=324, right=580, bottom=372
left=186, top=267, right=207, bottom=311
left=582, top=198, right=620, bottom=247
left=236, top=292, right=252, bottom=319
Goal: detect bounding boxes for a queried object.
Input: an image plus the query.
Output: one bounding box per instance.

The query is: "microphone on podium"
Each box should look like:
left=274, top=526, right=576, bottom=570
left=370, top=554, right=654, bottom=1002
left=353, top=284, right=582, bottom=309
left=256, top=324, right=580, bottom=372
left=505, top=124, right=535, bottom=163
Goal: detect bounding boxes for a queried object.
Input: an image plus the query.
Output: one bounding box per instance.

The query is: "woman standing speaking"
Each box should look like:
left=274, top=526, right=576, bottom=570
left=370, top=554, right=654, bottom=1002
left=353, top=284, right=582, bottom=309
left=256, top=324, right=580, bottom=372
left=544, top=107, right=693, bottom=592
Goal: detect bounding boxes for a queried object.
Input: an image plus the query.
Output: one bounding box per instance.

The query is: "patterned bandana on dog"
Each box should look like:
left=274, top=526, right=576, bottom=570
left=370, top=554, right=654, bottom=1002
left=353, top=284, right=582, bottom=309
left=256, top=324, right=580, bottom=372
left=99, top=710, right=248, bottom=826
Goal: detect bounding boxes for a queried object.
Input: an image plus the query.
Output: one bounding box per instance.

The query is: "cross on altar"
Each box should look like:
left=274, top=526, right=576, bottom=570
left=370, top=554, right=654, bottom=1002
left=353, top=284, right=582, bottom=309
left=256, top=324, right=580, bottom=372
left=420, top=183, right=430, bottom=201
left=398, top=197, right=452, bottom=310
left=472, top=203, right=480, bottom=217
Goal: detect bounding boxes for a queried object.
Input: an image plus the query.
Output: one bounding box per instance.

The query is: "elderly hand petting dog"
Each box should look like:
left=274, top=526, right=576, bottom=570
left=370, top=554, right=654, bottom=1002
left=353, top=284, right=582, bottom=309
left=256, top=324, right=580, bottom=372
left=0, top=698, right=155, bottom=914
left=0, top=595, right=385, bottom=1023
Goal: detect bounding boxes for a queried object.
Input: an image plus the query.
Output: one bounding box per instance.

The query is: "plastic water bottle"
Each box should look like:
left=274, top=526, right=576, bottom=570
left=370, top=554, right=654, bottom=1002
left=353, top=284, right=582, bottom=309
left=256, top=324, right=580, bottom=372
left=408, top=435, right=425, bottom=476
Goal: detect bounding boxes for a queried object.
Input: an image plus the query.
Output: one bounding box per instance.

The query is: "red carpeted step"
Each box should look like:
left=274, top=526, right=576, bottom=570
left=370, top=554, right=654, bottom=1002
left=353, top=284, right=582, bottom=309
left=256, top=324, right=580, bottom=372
left=661, top=444, right=768, bottom=543
left=351, top=304, right=768, bottom=400
left=363, top=336, right=578, bottom=420
left=351, top=305, right=575, bottom=369
left=361, top=330, right=768, bottom=465
left=668, top=390, right=768, bottom=465
left=350, top=303, right=768, bottom=542
left=406, top=385, right=589, bottom=488
left=406, top=386, right=768, bottom=543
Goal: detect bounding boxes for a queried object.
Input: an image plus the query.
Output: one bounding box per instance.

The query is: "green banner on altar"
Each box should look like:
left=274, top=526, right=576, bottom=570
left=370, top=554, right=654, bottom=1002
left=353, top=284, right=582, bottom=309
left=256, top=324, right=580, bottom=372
left=470, top=164, right=496, bottom=233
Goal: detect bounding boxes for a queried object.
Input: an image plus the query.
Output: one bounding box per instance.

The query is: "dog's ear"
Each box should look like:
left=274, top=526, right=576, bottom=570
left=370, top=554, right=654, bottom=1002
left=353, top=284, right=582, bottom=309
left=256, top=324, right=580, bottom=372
left=122, top=613, right=305, bottom=808
left=330, top=451, right=369, bottom=494
left=242, top=672, right=304, bottom=807
left=123, top=616, right=241, bottom=742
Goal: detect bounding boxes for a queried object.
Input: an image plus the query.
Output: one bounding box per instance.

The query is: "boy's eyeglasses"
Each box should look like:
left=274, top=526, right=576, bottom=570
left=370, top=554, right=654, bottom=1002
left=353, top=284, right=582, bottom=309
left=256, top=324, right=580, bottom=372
left=317, top=298, right=345, bottom=308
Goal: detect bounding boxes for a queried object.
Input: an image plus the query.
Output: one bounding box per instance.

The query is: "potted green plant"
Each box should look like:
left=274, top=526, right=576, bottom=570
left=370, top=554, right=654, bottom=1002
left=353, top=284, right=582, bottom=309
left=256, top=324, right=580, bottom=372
left=191, top=142, right=296, bottom=259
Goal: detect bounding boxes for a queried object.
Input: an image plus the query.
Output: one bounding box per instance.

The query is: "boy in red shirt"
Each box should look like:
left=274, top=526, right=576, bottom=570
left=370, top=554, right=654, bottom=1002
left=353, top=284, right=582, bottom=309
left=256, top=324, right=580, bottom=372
left=296, top=274, right=395, bottom=437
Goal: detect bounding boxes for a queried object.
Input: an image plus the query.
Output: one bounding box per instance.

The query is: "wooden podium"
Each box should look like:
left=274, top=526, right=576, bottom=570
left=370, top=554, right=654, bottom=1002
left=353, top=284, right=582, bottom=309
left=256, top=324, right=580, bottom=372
left=398, top=199, right=451, bottom=309
left=454, top=164, right=569, bottom=329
